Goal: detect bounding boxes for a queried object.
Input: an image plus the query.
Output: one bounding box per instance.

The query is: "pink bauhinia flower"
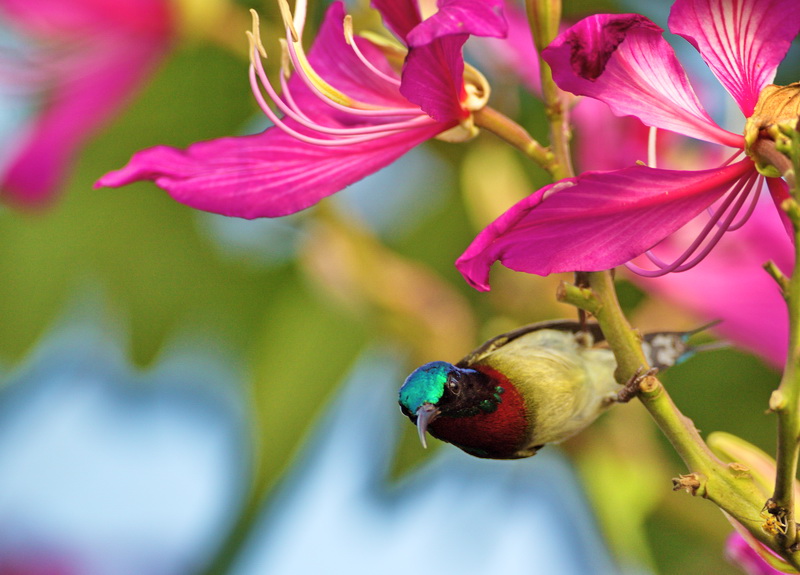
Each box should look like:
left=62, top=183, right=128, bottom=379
left=97, top=0, right=506, bottom=219
left=0, top=0, right=174, bottom=207
left=456, top=0, right=800, bottom=291
left=470, top=3, right=789, bottom=366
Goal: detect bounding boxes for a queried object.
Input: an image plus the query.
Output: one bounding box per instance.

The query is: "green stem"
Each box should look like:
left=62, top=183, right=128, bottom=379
left=765, top=260, right=791, bottom=295
left=526, top=0, right=572, bottom=180
left=770, top=126, right=800, bottom=549
left=473, top=107, right=554, bottom=171
left=561, top=273, right=716, bottom=471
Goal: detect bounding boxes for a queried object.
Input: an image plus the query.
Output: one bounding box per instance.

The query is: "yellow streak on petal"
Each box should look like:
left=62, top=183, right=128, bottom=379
left=357, top=30, right=406, bottom=52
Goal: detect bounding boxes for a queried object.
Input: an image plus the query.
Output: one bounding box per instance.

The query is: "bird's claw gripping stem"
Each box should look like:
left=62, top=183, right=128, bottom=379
left=615, top=367, right=660, bottom=404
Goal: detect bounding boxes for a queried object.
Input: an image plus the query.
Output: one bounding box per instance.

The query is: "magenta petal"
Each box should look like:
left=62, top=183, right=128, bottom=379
left=467, top=1, right=540, bottom=94
left=96, top=0, right=449, bottom=219
left=0, top=0, right=172, bottom=37
left=456, top=160, right=755, bottom=290
left=0, top=0, right=172, bottom=206
left=542, top=14, right=741, bottom=147
left=303, top=3, right=406, bottom=110
left=726, top=533, right=788, bottom=575
left=669, top=0, right=800, bottom=117
left=406, top=0, right=507, bottom=47
left=767, top=177, right=794, bottom=239
left=96, top=124, right=444, bottom=219
left=370, top=0, right=422, bottom=43
left=401, top=35, right=468, bottom=122
left=2, top=39, right=169, bottom=206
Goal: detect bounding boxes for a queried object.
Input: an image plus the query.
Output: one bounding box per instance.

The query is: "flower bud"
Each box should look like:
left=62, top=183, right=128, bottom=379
left=745, top=82, right=800, bottom=177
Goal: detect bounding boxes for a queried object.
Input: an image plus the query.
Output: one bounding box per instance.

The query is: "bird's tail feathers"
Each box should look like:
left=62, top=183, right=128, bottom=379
left=643, top=321, right=727, bottom=370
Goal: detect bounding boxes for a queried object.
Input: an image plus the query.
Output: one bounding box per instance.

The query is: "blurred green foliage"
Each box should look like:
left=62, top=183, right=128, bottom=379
left=1, top=2, right=794, bottom=574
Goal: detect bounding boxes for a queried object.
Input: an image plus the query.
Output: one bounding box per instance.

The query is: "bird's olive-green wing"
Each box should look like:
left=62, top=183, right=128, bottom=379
left=456, top=320, right=605, bottom=368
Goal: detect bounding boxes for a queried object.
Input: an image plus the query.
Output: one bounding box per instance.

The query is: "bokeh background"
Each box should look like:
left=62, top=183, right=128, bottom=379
left=1, top=0, right=798, bottom=573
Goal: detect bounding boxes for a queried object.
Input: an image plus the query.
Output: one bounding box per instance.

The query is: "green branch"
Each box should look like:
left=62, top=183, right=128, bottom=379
left=525, top=0, right=572, bottom=181
left=473, top=107, right=555, bottom=171
left=769, top=120, right=800, bottom=551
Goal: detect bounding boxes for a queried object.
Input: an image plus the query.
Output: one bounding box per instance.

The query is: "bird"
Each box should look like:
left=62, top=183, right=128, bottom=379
left=398, top=319, right=720, bottom=459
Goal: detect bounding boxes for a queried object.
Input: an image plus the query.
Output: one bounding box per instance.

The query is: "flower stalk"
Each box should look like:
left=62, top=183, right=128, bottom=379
left=472, top=107, right=554, bottom=171
left=767, top=119, right=800, bottom=551
left=525, top=0, right=572, bottom=180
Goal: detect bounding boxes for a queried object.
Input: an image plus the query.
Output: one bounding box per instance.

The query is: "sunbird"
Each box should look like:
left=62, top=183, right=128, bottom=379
left=399, top=320, right=718, bottom=459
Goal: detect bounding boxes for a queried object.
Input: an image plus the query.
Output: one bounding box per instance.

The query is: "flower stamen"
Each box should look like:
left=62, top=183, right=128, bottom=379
left=245, top=0, right=489, bottom=150
left=710, top=175, right=763, bottom=231
left=248, top=53, right=434, bottom=147
left=276, top=0, right=300, bottom=43
left=278, top=13, right=420, bottom=115
left=626, top=170, right=760, bottom=277
left=343, top=15, right=401, bottom=87
left=648, top=127, right=658, bottom=168
left=275, top=2, right=358, bottom=109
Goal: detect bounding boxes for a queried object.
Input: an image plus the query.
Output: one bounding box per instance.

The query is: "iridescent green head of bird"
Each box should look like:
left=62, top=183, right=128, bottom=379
left=398, top=361, right=507, bottom=453
left=398, top=361, right=451, bottom=449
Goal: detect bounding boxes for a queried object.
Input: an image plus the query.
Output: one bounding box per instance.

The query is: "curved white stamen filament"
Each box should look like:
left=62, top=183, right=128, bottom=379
left=625, top=171, right=759, bottom=277
left=278, top=0, right=393, bottom=112
left=250, top=50, right=435, bottom=137
left=249, top=63, right=433, bottom=146
left=291, top=0, right=307, bottom=37
left=647, top=127, right=658, bottom=168
left=278, top=66, right=313, bottom=121
left=343, top=16, right=402, bottom=87
left=280, top=19, right=421, bottom=116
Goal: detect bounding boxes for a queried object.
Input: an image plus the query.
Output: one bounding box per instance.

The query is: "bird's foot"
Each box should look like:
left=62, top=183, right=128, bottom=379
left=612, top=367, right=659, bottom=404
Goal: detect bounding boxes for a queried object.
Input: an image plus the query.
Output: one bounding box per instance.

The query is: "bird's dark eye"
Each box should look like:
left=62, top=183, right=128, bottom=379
left=447, top=372, right=462, bottom=394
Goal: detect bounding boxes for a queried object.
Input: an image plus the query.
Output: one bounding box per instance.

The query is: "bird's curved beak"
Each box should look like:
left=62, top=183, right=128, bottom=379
left=415, top=403, right=440, bottom=449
